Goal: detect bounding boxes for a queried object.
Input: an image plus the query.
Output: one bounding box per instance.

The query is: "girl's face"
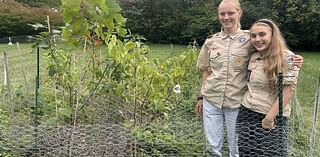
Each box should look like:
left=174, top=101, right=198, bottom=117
left=250, top=24, right=272, bottom=52
left=218, top=3, right=242, bottom=33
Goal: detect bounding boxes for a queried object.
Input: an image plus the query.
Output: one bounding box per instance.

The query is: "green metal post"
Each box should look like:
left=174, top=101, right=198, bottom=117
left=33, top=44, right=40, bottom=154
left=277, top=72, right=284, bottom=155
left=35, top=45, right=39, bottom=126
left=278, top=72, right=283, bottom=120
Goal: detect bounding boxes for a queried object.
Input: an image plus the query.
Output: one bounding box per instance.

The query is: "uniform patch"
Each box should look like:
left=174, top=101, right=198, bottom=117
left=209, top=48, right=221, bottom=59
left=234, top=58, right=243, bottom=72
left=235, top=58, right=242, bottom=66
left=239, top=36, right=246, bottom=44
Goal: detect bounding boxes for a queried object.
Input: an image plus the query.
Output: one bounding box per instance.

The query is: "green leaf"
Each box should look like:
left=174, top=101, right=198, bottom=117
left=63, top=7, right=78, bottom=23
left=114, top=14, right=127, bottom=24
left=62, top=0, right=81, bottom=7
left=105, top=18, right=114, bottom=32
left=48, top=66, right=57, bottom=77
left=105, top=0, right=121, bottom=12
left=70, top=17, right=88, bottom=35
left=62, top=27, right=72, bottom=39
left=59, top=107, right=72, bottom=117
left=125, top=41, right=136, bottom=51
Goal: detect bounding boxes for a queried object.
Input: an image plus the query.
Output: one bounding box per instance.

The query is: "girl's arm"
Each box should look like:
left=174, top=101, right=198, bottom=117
left=195, top=70, right=211, bottom=115
left=262, top=85, right=294, bottom=128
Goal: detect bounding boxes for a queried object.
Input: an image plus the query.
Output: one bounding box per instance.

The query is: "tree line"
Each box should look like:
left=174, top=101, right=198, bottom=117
left=120, top=0, right=320, bottom=50
left=0, top=0, right=319, bottom=50
left=0, top=0, right=63, bottom=38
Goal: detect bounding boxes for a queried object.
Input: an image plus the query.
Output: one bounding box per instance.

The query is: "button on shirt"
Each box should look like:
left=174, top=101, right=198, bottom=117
left=242, top=51, right=300, bottom=117
left=196, top=28, right=252, bottom=109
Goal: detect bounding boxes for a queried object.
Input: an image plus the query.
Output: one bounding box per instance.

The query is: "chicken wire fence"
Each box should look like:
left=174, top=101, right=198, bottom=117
left=0, top=94, right=205, bottom=157
left=0, top=124, right=134, bottom=156
left=0, top=87, right=318, bottom=157
left=0, top=43, right=319, bottom=156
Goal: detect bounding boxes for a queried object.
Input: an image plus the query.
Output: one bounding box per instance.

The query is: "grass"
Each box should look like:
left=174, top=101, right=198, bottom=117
left=0, top=43, right=320, bottom=155
left=147, top=43, right=189, bottom=58
left=0, top=43, right=319, bottom=101
left=0, top=43, right=188, bottom=87
left=0, top=42, right=319, bottom=103
left=0, top=43, right=38, bottom=88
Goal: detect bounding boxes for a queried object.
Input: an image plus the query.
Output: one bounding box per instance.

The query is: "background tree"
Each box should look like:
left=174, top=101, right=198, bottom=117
left=120, top=0, right=320, bottom=50
left=0, top=0, right=63, bottom=38
left=0, top=0, right=319, bottom=50
left=16, top=0, right=61, bottom=7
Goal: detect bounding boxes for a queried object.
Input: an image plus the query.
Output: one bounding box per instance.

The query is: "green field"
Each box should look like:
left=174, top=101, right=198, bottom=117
left=0, top=43, right=319, bottom=156
left=0, top=43, right=319, bottom=103
left=0, top=43, right=319, bottom=104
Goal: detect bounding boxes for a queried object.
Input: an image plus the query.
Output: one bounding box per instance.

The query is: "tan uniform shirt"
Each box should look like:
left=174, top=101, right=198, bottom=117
left=196, top=28, right=252, bottom=108
left=242, top=51, right=300, bottom=117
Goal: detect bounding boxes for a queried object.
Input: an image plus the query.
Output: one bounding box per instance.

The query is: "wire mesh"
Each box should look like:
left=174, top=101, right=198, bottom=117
left=0, top=124, right=135, bottom=156
left=0, top=42, right=319, bottom=156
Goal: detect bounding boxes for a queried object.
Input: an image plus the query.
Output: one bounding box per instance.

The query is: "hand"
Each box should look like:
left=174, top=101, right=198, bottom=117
left=293, top=54, right=304, bottom=68
left=262, top=117, right=275, bottom=129
left=195, top=100, right=203, bottom=116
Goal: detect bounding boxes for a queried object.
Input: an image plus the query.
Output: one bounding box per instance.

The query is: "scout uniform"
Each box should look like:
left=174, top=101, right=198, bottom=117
left=197, top=28, right=253, bottom=109
left=237, top=50, right=300, bottom=156
left=242, top=50, right=300, bottom=117
left=196, top=28, right=253, bottom=157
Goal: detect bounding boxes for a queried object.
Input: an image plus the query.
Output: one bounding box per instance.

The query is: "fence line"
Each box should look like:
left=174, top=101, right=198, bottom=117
left=310, top=77, right=320, bottom=156
left=0, top=43, right=319, bottom=156
left=0, top=36, right=31, bottom=44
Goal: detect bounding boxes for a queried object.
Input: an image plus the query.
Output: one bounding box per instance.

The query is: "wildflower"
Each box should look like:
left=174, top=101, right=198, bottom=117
left=173, top=84, right=181, bottom=94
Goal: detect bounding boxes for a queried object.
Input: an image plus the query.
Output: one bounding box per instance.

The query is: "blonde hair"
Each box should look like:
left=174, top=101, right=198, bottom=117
left=251, top=19, right=289, bottom=90
left=218, top=0, right=242, bottom=28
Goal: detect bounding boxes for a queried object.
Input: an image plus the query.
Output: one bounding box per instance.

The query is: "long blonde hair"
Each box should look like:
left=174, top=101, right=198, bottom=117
left=218, top=0, right=242, bottom=28
left=251, top=19, right=289, bottom=89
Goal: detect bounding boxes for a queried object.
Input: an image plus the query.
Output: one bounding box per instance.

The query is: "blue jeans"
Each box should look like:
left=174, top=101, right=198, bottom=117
left=203, top=98, right=239, bottom=157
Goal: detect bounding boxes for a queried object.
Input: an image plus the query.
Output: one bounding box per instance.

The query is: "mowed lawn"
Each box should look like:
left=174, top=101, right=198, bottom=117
left=0, top=43, right=319, bottom=111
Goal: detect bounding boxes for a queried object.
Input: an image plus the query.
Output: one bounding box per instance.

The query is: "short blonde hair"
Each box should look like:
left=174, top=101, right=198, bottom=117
left=218, top=0, right=242, bottom=28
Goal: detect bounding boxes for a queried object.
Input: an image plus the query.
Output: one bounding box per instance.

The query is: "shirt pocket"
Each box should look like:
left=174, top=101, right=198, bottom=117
left=248, top=61, right=257, bottom=70
left=208, top=47, right=223, bottom=70
left=250, top=64, right=269, bottom=87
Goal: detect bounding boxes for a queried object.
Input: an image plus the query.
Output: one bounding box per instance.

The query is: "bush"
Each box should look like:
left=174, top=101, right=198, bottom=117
left=0, top=0, right=63, bottom=37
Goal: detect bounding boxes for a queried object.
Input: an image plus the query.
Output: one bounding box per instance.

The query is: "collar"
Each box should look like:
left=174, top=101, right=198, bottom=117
left=218, top=27, right=241, bottom=39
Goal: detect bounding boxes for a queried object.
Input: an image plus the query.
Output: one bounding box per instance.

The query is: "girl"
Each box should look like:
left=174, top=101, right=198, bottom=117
left=236, top=19, right=300, bottom=156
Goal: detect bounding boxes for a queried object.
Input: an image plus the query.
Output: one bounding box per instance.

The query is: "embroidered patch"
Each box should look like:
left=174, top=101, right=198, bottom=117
left=239, top=36, right=246, bottom=43
left=234, top=58, right=243, bottom=72
left=209, top=48, right=221, bottom=59
left=235, top=58, right=242, bottom=66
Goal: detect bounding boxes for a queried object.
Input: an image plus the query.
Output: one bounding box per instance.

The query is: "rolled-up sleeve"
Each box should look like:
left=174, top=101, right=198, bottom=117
left=283, top=65, right=300, bottom=86
left=196, top=39, right=210, bottom=71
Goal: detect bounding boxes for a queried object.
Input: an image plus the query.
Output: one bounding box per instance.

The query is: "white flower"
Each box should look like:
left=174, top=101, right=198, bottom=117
left=173, top=84, right=181, bottom=94
left=52, top=29, right=61, bottom=34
